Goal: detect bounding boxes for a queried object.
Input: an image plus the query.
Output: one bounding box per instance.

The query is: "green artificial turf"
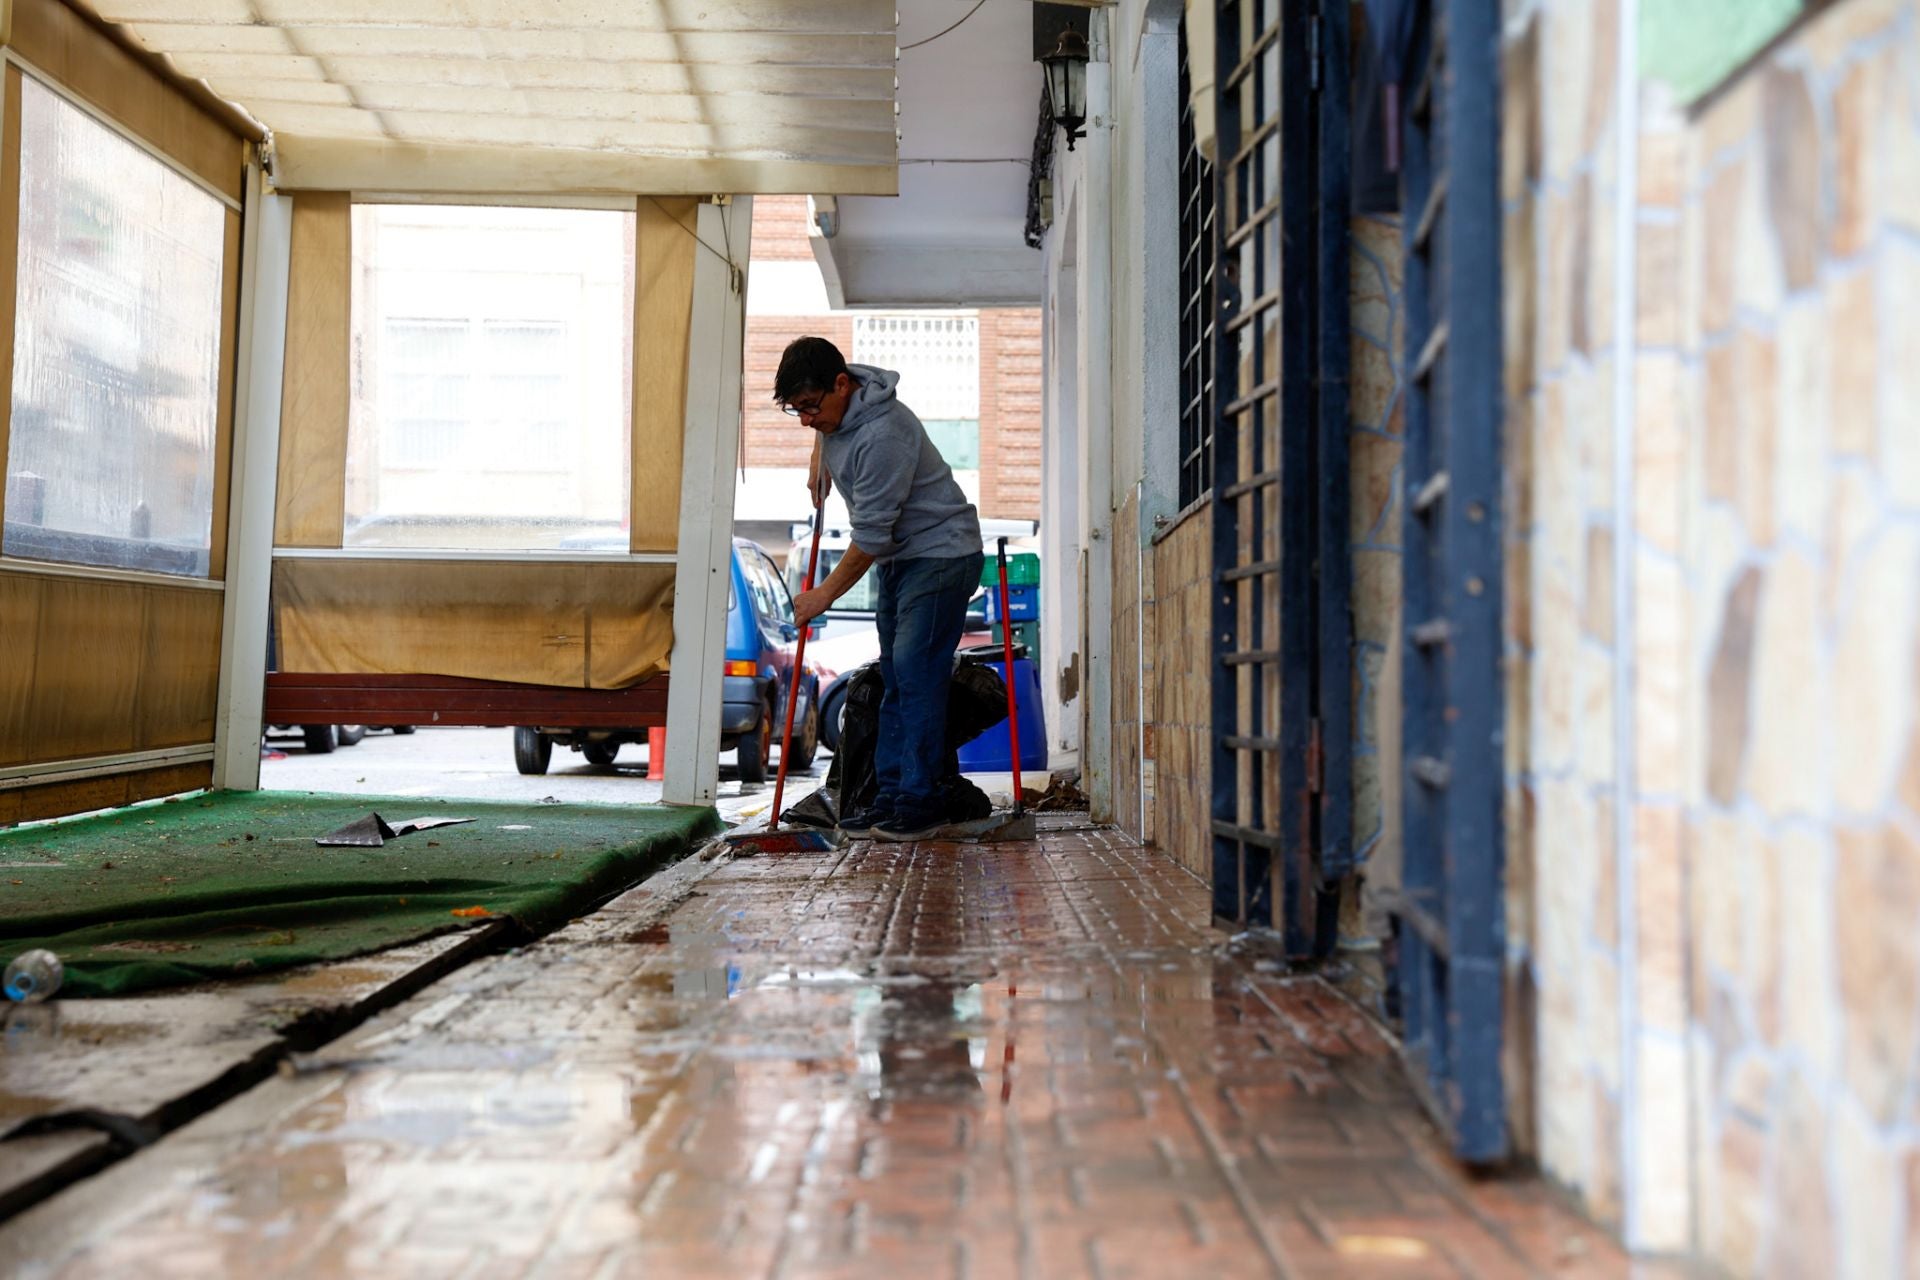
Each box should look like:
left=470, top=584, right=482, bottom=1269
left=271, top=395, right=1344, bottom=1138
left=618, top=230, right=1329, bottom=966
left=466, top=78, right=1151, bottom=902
left=0, top=790, right=720, bottom=997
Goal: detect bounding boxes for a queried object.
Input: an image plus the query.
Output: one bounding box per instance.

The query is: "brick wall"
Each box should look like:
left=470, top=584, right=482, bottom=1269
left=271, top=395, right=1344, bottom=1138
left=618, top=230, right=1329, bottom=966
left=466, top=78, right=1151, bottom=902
left=740, top=306, right=1044, bottom=524
left=742, top=315, right=853, bottom=470
left=738, top=192, right=1042, bottom=522
left=749, top=195, right=814, bottom=262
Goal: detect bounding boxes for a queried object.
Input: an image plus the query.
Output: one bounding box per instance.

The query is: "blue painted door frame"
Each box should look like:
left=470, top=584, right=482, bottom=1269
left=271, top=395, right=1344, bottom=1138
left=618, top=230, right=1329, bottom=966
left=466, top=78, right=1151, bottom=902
left=1389, top=0, right=1511, bottom=1164
left=1207, top=0, right=1352, bottom=957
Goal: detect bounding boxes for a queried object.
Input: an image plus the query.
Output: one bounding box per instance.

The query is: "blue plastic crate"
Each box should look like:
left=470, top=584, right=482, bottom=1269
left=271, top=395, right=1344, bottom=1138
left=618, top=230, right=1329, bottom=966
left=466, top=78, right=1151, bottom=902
left=985, top=583, right=1038, bottom=624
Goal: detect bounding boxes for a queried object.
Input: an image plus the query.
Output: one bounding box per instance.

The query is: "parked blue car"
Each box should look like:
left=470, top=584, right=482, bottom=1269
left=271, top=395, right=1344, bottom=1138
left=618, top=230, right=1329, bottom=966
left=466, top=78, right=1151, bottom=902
left=513, top=538, right=822, bottom=782
left=719, top=537, right=824, bottom=782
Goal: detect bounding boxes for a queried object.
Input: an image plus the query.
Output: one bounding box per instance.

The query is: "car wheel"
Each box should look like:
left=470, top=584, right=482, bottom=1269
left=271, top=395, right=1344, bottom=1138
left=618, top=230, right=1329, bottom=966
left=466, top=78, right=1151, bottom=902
left=303, top=724, right=337, bottom=754
left=337, top=725, right=366, bottom=747
left=513, top=726, right=552, bottom=776
left=582, top=740, right=619, bottom=767
left=736, top=704, right=771, bottom=785
left=787, top=691, right=820, bottom=771
left=392, top=725, right=417, bottom=735
left=819, top=682, right=847, bottom=753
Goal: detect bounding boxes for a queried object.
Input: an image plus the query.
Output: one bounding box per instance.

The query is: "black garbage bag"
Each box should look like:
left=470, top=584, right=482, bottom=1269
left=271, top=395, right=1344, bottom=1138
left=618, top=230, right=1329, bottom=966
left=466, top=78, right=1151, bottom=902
left=781, top=648, right=1013, bottom=828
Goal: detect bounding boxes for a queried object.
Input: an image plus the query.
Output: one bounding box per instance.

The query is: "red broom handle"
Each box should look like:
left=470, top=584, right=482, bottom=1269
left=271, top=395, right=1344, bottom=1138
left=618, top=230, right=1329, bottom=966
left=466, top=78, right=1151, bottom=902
left=770, top=504, right=825, bottom=826
left=997, top=537, right=1024, bottom=812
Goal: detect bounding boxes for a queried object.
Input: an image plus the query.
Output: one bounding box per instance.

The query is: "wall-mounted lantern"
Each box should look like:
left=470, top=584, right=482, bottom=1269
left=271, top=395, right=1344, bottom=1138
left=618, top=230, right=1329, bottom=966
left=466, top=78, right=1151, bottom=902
left=1040, top=28, right=1090, bottom=150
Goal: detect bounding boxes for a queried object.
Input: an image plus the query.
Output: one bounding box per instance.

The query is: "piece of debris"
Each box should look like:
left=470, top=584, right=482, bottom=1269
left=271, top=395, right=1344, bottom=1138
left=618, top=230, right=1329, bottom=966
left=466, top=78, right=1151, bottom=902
left=392, top=817, right=472, bottom=835
left=315, top=814, right=474, bottom=847
left=4, top=949, right=63, bottom=1003
left=1031, top=775, right=1090, bottom=812
left=536, top=795, right=563, bottom=805
left=316, top=813, right=396, bottom=847
left=450, top=906, right=492, bottom=919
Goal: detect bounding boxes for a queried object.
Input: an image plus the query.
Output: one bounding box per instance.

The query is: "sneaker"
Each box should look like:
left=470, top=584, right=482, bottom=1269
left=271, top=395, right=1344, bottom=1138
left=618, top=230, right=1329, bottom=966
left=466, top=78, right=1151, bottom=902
left=837, top=808, right=891, bottom=839
left=873, top=813, right=949, bottom=843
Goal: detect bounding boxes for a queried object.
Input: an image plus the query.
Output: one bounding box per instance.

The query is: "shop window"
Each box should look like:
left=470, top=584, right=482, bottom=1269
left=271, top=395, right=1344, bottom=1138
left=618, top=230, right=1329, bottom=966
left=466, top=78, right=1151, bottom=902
left=3, top=75, right=226, bottom=577
left=344, top=204, right=633, bottom=551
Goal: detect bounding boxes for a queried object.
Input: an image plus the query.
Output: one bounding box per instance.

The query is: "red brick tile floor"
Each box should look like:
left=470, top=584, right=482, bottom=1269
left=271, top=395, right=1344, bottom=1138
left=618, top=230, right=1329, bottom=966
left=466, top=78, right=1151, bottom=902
left=1, top=822, right=1689, bottom=1279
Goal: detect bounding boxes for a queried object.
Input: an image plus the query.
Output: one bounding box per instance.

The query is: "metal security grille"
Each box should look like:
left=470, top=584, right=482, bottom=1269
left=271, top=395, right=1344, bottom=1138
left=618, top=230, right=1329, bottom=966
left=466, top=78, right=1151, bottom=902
left=1176, top=18, right=1216, bottom=512
left=851, top=313, right=980, bottom=420
left=1209, top=0, right=1350, bottom=955
left=1391, top=0, right=1509, bottom=1163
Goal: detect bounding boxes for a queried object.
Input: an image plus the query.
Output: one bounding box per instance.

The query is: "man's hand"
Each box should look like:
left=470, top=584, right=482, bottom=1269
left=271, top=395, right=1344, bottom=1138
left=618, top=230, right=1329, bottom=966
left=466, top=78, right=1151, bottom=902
left=789, top=543, right=873, bottom=632
left=792, top=587, right=831, bottom=630
left=808, top=438, right=831, bottom=506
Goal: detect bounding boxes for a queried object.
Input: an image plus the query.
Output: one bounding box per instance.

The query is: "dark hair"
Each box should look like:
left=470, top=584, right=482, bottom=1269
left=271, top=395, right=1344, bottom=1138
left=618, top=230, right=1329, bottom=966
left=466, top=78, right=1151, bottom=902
left=773, top=335, right=849, bottom=404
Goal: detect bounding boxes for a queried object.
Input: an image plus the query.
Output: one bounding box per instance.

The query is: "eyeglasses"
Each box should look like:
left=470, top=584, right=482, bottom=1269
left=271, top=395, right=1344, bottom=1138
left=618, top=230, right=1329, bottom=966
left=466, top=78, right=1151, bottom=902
left=780, top=395, right=826, bottom=418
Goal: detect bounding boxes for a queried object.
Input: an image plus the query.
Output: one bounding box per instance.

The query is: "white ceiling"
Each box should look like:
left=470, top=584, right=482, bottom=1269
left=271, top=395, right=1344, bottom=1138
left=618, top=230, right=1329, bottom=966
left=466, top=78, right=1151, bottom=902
left=78, top=0, right=903, bottom=195
left=814, top=0, right=1044, bottom=308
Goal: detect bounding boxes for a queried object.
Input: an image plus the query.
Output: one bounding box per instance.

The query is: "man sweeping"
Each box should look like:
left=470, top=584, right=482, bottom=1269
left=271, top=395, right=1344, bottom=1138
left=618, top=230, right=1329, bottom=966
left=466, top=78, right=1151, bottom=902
left=776, top=335, right=983, bottom=842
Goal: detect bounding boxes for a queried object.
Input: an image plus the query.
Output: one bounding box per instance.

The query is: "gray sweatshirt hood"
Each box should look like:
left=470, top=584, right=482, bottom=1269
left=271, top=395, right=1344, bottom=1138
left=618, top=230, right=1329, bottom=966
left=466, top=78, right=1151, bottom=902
left=838, top=364, right=900, bottom=433
left=818, top=363, right=980, bottom=564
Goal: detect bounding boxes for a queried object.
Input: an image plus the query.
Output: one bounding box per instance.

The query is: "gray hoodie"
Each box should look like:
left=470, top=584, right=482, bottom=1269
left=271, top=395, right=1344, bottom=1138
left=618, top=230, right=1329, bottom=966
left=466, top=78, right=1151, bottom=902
left=822, top=364, right=982, bottom=564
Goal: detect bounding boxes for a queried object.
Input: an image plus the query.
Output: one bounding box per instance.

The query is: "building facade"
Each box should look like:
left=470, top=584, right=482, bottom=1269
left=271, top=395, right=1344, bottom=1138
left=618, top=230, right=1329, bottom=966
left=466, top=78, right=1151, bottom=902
left=736, top=197, right=1041, bottom=557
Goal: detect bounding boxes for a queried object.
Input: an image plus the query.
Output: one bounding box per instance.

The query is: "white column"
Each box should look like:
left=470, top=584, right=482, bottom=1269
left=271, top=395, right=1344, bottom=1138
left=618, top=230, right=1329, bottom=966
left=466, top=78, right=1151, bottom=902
left=1137, top=15, right=1182, bottom=535
left=663, top=197, right=753, bottom=807
left=1040, top=249, right=1082, bottom=770
left=211, top=161, right=292, bottom=792
left=1081, top=47, right=1117, bottom=822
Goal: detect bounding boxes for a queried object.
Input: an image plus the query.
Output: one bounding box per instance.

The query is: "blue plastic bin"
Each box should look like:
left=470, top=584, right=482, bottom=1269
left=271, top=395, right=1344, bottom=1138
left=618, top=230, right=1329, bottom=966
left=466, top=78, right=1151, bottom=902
left=986, top=583, right=1039, bottom=624
left=957, top=656, right=1049, bottom=774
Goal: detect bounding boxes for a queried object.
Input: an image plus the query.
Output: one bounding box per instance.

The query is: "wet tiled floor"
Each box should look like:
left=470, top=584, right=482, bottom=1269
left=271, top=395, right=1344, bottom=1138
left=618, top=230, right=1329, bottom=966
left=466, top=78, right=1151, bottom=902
left=4, top=825, right=1668, bottom=1278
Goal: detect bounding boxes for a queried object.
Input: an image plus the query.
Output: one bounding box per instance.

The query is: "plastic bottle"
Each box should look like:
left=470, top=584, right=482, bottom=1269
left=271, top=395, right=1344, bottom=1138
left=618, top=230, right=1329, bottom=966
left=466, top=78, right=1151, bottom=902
left=4, top=950, right=62, bottom=1003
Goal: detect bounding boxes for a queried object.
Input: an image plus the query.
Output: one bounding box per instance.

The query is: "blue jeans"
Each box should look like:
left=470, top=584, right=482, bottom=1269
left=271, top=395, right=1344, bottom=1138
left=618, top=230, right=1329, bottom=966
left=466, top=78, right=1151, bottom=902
left=873, top=552, right=983, bottom=823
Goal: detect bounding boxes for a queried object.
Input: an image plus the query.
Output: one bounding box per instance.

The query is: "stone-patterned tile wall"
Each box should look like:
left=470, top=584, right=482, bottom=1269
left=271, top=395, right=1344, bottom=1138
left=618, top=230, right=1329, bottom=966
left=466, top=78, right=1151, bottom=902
left=1500, top=0, right=1634, bottom=1228
left=1152, top=506, right=1213, bottom=881
left=1351, top=216, right=1407, bottom=937
left=1505, top=0, right=1920, bottom=1264
left=1112, top=491, right=1147, bottom=841
left=1671, top=1, right=1920, bottom=1274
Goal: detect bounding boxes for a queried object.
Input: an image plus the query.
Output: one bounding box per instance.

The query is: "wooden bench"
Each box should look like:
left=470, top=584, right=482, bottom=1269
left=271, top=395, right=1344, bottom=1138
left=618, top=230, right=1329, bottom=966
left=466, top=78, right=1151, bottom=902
left=263, top=673, right=671, bottom=729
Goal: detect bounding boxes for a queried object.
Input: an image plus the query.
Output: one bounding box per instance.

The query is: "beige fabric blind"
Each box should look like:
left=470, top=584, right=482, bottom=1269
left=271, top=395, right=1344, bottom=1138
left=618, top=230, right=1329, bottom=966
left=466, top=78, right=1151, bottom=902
left=631, top=198, right=698, bottom=553
left=272, top=192, right=351, bottom=548
left=268, top=194, right=699, bottom=688
left=273, top=559, right=678, bottom=690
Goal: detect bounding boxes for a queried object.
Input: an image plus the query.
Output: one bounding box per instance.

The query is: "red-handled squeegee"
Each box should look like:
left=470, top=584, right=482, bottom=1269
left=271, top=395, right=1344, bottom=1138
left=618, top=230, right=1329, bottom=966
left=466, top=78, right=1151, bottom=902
left=996, top=537, right=1024, bottom=814
left=721, top=501, right=834, bottom=855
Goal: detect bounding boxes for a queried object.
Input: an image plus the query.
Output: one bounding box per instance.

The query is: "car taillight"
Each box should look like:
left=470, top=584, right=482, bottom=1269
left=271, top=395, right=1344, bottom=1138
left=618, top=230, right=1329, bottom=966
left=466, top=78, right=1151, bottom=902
left=724, top=660, right=758, bottom=677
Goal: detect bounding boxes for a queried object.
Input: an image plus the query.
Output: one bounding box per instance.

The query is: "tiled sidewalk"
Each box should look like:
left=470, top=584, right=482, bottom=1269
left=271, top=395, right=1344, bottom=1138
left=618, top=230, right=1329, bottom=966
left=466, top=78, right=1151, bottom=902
left=5, top=825, right=1666, bottom=1279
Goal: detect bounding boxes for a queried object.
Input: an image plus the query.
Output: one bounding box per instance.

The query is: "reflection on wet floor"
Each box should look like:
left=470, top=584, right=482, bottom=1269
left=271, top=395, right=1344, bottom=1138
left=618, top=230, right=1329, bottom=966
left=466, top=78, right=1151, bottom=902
left=3, top=826, right=1659, bottom=1279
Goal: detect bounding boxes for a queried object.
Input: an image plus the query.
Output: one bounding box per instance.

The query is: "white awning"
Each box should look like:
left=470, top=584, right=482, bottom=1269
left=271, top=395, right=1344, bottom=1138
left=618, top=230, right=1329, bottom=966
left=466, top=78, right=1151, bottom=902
left=810, top=0, right=1042, bottom=307
left=75, top=0, right=901, bottom=195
